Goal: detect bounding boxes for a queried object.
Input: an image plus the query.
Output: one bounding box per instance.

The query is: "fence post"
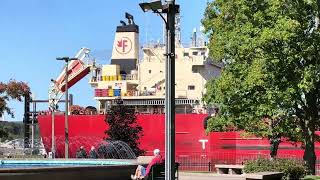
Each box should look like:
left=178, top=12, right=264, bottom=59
left=208, top=161, right=211, bottom=171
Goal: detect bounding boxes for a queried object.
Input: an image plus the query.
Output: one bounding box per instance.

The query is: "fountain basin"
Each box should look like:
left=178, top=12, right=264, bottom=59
left=0, top=159, right=137, bottom=180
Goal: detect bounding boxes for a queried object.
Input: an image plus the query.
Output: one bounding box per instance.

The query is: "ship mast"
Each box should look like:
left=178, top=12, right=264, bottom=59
left=175, top=14, right=181, bottom=46
left=162, top=13, right=181, bottom=47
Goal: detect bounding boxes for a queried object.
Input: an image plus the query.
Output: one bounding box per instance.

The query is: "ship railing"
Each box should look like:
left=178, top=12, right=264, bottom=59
left=140, top=90, right=156, bottom=96
left=142, top=42, right=165, bottom=49
left=143, top=41, right=206, bottom=49
left=96, top=74, right=138, bottom=82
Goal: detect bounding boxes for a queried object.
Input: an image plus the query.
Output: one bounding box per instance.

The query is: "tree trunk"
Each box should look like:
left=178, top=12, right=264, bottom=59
left=303, top=93, right=317, bottom=175
left=269, top=137, right=280, bottom=160
left=303, top=129, right=316, bottom=175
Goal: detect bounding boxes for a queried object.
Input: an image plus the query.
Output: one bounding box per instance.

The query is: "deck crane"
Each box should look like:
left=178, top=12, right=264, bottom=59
left=48, top=47, right=97, bottom=157
left=49, top=47, right=93, bottom=112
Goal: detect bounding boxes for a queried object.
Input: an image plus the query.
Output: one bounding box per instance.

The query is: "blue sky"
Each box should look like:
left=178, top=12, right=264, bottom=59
left=0, top=0, right=208, bottom=121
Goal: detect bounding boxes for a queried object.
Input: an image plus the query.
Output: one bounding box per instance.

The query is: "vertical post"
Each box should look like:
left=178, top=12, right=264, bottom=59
left=24, top=94, right=31, bottom=149
left=31, top=101, right=36, bottom=149
left=65, top=60, right=69, bottom=159
left=165, top=0, right=176, bottom=180
left=51, top=107, right=55, bottom=158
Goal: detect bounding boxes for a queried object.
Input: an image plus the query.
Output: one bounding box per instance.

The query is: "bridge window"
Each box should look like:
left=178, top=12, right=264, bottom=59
left=188, top=85, right=195, bottom=90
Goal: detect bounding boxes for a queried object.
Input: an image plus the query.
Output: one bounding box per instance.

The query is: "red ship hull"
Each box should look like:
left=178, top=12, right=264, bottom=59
left=38, top=114, right=320, bottom=160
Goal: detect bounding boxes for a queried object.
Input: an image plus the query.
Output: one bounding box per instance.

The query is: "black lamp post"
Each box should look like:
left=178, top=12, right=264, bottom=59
left=139, top=1, right=179, bottom=180
left=56, top=57, right=77, bottom=159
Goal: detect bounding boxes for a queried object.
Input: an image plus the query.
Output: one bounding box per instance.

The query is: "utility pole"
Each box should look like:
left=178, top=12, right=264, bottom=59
left=165, top=1, right=176, bottom=179
left=65, top=59, right=69, bottom=159
left=56, top=57, right=77, bottom=158
left=51, top=104, right=55, bottom=158
left=31, top=99, right=36, bottom=149
left=139, top=1, right=179, bottom=179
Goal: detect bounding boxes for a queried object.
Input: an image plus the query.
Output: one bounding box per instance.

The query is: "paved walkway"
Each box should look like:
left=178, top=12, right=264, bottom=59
left=180, top=172, right=245, bottom=180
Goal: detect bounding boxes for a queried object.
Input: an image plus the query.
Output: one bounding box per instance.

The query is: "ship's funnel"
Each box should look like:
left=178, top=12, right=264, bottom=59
left=111, top=12, right=139, bottom=74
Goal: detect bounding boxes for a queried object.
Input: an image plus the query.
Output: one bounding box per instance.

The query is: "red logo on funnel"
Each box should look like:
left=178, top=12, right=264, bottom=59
left=116, top=37, right=132, bottom=54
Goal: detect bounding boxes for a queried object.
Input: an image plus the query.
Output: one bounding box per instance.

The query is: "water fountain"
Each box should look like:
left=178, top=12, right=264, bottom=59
left=0, top=139, right=139, bottom=180
left=97, top=140, right=137, bottom=159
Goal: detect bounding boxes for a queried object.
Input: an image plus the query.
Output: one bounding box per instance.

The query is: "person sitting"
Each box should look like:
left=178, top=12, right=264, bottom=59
left=76, top=146, right=87, bottom=158
left=131, top=149, right=164, bottom=180
left=89, top=146, right=99, bottom=159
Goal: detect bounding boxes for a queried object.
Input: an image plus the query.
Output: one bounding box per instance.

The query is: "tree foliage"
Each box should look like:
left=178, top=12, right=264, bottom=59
left=0, top=80, right=29, bottom=140
left=0, top=121, right=24, bottom=141
left=105, top=104, right=145, bottom=156
left=0, top=80, right=30, bottom=117
left=203, top=0, right=320, bottom=174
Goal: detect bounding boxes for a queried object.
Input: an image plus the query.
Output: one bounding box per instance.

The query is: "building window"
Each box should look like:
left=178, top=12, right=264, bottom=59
left=192, top=67, right=200, bottom=73
left=149, top=70, right=152, bottom=74
left=183, top=52, right=189, bottom=57
left=188, top=85, right=195, bottom=90
left=192, top=52, right=198, bottom=56
left=201, top=51, right=205, bottom=56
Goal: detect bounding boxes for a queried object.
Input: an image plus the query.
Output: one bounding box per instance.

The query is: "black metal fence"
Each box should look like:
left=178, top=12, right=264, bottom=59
left=176, top=152, right=308, bottom=173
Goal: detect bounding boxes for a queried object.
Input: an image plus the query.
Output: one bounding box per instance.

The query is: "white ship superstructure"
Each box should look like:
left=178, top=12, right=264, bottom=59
left=89, top=13, right=221, bottom=114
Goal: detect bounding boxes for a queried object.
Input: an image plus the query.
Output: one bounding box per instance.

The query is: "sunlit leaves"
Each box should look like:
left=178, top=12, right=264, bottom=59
left=202, top=0, right=320, bottom=144
left=0, top=80, right=30, bottom=118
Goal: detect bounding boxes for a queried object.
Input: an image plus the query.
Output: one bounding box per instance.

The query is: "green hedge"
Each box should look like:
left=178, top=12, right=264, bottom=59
left=303, top=176, right=320, bottom=180
left=244, top=158, right=307, bottom=180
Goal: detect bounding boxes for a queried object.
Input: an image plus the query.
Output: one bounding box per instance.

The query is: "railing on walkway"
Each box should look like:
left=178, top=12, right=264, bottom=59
left=176, top=152, right=302, bottom=172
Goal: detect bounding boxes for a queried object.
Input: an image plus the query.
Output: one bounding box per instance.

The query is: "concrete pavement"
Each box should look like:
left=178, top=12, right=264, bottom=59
left=180, top=172, right=245, bottom=180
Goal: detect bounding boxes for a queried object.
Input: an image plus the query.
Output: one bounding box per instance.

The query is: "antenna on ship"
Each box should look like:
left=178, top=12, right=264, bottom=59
left=162, top=13, right=181, bottom=47
left=175, top=14, right=181, bottom=46
left=162, top=14, right=167, bottom=46
left=192, top=28, right=197, bottom=47
left=120, top=20, right=126, bottom=26
left=144, top=12, right=150, bottom=46
left=125, top=12, right=135, bottom=25
left=199, top=26, right=205, bottom=46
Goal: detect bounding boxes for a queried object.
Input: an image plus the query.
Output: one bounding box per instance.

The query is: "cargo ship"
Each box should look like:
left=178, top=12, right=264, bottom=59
left=38, top=13, right=320, bottom=161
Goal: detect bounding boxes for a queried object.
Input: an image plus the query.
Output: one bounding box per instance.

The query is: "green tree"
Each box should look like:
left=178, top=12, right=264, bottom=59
left=203, top=0, right=320, bottom=174
left=0, top=122, right=24, bottom=141
left=0, top=80, right=30, bottom=117
left=105, top=103, right=145, bottom=156
left=0, top=80, right=29, bottom=140
left=0, top=126, right=8, bottom=140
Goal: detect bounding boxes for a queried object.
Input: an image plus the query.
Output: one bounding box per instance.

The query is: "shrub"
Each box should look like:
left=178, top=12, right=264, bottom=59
left=303, top=175, right=320, bottom=180
left=31, top=148, right=40, bottom=155
left=244, top=158, right=307, bottom=180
